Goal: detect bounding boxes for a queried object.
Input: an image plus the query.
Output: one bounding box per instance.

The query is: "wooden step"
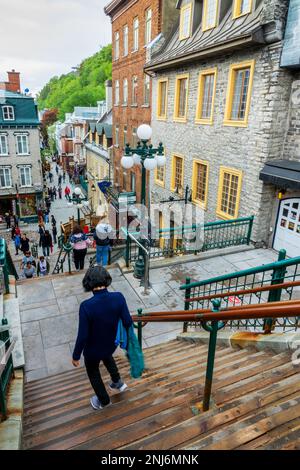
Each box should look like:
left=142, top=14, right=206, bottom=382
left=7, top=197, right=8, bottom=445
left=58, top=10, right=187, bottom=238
left=22, top=339, right=300, bottom=450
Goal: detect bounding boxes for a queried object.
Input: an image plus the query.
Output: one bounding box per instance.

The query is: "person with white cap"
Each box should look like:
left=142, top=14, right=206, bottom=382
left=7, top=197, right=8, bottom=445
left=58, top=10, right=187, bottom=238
left=93, top=216, right=113, bottom=267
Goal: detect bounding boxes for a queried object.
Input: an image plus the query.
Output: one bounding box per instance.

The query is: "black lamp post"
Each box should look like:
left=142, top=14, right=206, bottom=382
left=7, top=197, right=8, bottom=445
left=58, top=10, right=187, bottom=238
left=120, top=124, right=166, bottom=279
left=67, top=187, right=89, bottom=225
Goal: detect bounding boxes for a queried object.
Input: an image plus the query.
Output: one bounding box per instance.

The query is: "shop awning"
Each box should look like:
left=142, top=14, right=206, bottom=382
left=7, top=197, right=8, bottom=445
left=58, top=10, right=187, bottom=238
left=259, top=160, right=300, bottom=190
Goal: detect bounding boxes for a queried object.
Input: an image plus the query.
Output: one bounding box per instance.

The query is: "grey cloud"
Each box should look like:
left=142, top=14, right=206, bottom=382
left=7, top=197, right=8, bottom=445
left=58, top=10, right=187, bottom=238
left=0, top=0, right=111, bottom=94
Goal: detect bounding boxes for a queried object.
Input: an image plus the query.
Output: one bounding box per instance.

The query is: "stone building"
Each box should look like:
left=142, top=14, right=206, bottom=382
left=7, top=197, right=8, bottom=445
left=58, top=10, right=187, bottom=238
left=0, top=71, right=43, bottom=223
left=104, top=0, right=179, bottom=203
left=145, top=0, right=300, bottom=256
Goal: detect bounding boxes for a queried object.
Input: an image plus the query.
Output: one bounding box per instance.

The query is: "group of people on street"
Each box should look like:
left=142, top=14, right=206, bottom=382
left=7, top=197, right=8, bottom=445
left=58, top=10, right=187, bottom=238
left=69, top=216, right=114, bottom=272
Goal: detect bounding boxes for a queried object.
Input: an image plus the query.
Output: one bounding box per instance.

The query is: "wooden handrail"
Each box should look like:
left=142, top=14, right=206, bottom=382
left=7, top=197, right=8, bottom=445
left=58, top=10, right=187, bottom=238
left=184, top=280, right=300, bottom=304
left=132, top=300, right=300, bottom=323
left=135, top=298, right=300, bottom=318
left=0, top=339, right=16, bottom=377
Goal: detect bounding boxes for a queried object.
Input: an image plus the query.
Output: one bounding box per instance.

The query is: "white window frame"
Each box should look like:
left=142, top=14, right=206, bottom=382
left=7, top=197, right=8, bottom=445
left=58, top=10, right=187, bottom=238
left=132, top=76, right=138, bottom=105
left=0, top=135, right=8, bottom=156
left=133, top=17, right=139, bottom=51
left=123, top=25, right=129, bottom=56
left=2, top=106, right=15, bottom=121
left=114, top=32, right=120, bottom=60
left=115, top=80, right=120, bottom=105
left=19, top=165, right=32, bottom=187
left=144, top=74, right=150, bottom=105
left=145, top=8, right=152, bottom=45
left=16, top=134, right=30, bottom=155
left=0, top=167, right=12, bottom=188
left=123, top=79, right=128, bottom=105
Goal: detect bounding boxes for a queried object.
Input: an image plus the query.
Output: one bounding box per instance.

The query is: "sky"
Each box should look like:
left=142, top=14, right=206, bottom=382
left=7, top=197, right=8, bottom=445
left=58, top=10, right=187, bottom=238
left=0, top=0, right=111, bottom=95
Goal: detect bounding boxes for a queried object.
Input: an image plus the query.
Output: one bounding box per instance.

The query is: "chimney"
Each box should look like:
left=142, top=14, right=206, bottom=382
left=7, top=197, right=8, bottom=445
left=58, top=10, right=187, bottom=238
left=105, top=80, right=112, bottom=112
left=6, top=70, right=21, bottom=93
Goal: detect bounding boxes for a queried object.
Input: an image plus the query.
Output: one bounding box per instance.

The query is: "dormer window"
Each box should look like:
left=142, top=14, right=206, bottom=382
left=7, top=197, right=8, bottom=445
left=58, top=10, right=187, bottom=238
left=179, top=4, right=192, bottom=41
left=233, top=0, right=252, bottom=19
left=2, top=106, right=15, bottom=121
left=203, top=0, right=219, bottom=31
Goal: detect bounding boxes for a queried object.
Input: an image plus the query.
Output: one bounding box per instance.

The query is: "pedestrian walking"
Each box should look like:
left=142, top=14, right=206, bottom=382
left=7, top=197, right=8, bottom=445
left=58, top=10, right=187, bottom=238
left=58, top=185, right=62, bottom=199
left=21, top=250, right=35, bottom=269
left=20, top=234, right=30, bottom=255
left=49, top=171, right=53, bottom=183
left=41, top=230, right=52, bottom=257
left=52, top=224, right=57, bottom=245
left=58, top=174, right=62, bottom=186
left=13, top=213, right=19, bottom=227
left=23, top=262, right=35, bottom=279
left=44, top=209, right=49, bottom=224
left=63, top=172, right=66, bottom=183
left=93, top=218, right=114, bottom=267
left=70, top=225, right=92, bottom=271
left=51, top=215, right=56, bottom=227
left=5, top=213, right=11, bottom=229
left=55, top=165, right=59, bottom=175
left=53, top=186, right=57, bottom=200
left=38, top=224, right=45, bottom=247
left=14, top=233, right=21, bottom=255
left=64, top=186, right=71, bottom=201
left=45, top=197, right=51, bottom=211
left=37, top=256, right=50, bottom=277
left=72, top=265, right=133, bottom=410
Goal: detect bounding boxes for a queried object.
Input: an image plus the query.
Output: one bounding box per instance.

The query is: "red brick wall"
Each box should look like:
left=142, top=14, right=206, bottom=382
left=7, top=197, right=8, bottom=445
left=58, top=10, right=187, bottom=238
left=110, top=0, right=161, bottom=202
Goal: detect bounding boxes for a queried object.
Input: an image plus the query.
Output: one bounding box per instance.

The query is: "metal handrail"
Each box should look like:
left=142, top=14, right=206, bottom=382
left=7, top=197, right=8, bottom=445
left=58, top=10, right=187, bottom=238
left=126, top=230, right=150, bottom=295
left=184, top=279, right=300, bottom=303
left=132, top=299, right=300, bottom=411
left=180, top=254, right=300, bottom=290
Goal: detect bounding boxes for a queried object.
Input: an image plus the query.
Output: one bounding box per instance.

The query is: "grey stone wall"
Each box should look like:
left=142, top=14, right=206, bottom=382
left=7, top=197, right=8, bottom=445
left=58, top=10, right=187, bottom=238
left=150, top=43, right=294, bottom=243
left=0, top=128, right=43, bottom=197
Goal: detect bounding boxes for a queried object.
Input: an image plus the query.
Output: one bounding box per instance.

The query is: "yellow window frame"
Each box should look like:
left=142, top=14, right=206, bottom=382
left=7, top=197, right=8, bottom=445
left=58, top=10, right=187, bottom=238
left=195, top=68, right=217, bottom=124
left=171, top=154, right=184, bottom=194
left=223, top=59, right=255, bottom=127
left=173, top=73, right=189, bottom=122
left=192, top=159, right=209, bottom=209
left=202, top=0, right=219, bottom=32
left=216, top=166, right=243, bottom=220
left=233, top=0, right=253, bottom=19
left=157, top=78, right=168, bottom=120
left=155, top=165, right=165, bottom=187
left=179, top=3, right=193, bottom=41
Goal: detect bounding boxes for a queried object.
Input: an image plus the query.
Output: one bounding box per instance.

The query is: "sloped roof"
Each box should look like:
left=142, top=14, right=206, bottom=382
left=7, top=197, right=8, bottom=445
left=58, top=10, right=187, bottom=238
left=0, top=90, right=39, bottom=126
left=146, top=3, right=264, bottom=71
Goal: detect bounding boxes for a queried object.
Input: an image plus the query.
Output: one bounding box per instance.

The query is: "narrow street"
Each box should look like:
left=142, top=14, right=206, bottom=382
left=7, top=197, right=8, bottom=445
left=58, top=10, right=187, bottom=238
left=5, top=162, right=81, bottom=277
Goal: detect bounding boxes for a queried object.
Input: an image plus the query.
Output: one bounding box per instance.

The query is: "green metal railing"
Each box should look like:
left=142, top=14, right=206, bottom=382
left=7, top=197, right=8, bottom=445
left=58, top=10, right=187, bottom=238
left=180, top=249, right=300, bottom=333
left=125, top=216, right=254, bottom=267
left=0, top=327, right=15, bottom=421
left=0, top=238, right=19, bottom=294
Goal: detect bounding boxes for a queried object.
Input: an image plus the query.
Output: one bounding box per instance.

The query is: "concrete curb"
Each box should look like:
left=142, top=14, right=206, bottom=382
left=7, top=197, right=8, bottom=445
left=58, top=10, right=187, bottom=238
left=0, top=369, right=24, bottom=450
left=119, top=244, right=255, bottom=274
left=177, top=330, right=300, bottom=354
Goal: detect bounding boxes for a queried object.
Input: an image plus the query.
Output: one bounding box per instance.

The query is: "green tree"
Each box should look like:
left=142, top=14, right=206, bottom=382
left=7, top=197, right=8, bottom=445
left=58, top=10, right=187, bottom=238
left=37, top=44, right=112, bottom=121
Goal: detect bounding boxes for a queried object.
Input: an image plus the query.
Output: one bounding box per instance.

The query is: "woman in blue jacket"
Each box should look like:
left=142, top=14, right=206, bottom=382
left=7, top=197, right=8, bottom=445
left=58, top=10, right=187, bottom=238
left=72, top=265, right=133, bottom=410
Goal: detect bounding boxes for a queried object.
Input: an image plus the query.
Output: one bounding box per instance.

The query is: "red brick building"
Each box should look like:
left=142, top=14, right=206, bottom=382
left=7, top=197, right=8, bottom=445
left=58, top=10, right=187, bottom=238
left=104, top=0, right=178, bottom=203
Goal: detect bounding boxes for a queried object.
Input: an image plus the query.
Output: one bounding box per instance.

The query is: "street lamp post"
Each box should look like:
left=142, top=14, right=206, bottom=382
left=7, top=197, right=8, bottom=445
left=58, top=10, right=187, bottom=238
left=121, top=124, right=166, bottom=280
left=67, top=186, right=90, bottom=225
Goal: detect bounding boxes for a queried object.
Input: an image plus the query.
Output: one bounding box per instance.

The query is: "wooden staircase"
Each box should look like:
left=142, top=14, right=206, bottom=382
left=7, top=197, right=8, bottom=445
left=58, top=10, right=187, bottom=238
left=22, top=339, right=300, bottom=450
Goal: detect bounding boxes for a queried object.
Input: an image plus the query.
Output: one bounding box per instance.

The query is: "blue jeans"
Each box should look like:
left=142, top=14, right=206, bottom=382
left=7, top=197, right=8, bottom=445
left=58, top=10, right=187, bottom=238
left=96, top=245, right=110, bottom=266
left=43, top=246, right=50, bottom=257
